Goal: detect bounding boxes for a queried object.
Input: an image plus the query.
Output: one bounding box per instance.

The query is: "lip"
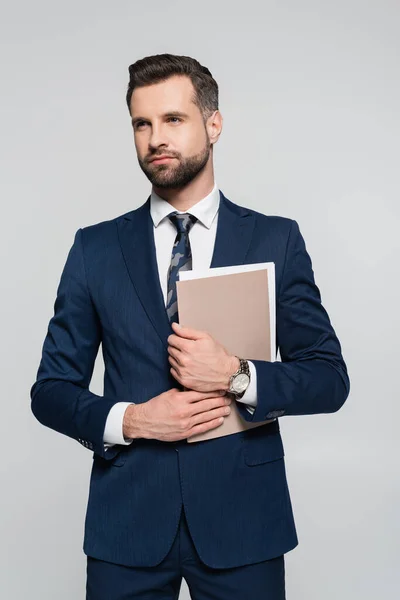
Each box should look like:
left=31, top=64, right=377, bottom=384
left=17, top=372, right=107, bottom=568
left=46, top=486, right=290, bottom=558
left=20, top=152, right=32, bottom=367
left=149, top=156, right=175, bottom=164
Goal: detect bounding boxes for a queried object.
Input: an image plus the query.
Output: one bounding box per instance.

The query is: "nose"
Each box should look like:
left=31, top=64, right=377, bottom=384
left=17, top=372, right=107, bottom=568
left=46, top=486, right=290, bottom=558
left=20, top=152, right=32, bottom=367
left=148, top=124, right=169, bottom=150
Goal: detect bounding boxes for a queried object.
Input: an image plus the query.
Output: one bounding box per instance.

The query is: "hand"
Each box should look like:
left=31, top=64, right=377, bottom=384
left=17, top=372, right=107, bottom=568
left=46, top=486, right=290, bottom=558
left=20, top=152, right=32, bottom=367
left=125, top=388, right=232, bottom=442
left=167, top=322, right=239, bottom=392
left=168, top=322, right=240, bottom=392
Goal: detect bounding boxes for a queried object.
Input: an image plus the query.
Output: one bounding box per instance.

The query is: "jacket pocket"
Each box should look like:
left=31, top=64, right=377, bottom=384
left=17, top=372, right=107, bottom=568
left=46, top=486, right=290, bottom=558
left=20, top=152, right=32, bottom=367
left=93, top=450, right=127, bottom=467
left=242, top=427, right=285, bottom=466
left=110, top=452, right=127, bottom=467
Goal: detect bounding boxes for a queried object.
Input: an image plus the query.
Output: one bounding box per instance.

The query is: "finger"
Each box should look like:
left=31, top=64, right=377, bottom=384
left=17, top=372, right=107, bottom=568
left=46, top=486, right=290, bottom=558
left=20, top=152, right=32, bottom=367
left=185, top=416, right=225, bottom=438
left=170, top=367, right=181, bottom=381
left=171, top=322, right=207, bottom=340
left=188, top=389, right=226, bottom=402
left=167, top=334, right=184, bottom=350
left=168, top=355, right=181, bottom=370
left=167, top=345, right=181, bottom=361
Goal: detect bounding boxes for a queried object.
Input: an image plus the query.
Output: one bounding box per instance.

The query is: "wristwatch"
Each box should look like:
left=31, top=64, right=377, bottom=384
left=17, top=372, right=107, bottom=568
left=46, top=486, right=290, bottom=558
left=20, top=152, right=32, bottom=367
left=228, top=357, right=250, bottom=397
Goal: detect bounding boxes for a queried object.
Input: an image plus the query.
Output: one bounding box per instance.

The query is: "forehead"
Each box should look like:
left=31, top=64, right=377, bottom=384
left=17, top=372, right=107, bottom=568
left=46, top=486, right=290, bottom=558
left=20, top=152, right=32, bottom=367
left=130, top=75, right=197, bottom=115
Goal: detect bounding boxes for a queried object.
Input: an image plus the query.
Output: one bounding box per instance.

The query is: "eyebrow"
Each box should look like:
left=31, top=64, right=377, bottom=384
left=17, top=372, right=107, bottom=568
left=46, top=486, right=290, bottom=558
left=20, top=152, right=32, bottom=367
left=131, top=111, right=190, bottom=127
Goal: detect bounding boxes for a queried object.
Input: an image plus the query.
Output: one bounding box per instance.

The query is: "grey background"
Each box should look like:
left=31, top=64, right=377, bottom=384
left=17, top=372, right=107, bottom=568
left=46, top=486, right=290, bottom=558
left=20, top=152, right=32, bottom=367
left=1, top=1, right=399, bottom=598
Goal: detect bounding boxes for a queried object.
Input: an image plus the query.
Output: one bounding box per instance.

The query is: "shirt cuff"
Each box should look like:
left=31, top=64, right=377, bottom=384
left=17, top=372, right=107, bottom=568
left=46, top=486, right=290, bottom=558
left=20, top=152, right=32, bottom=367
left=236, top=360, right=257, bottom=414
left=103, top=402, right=136, bottom=448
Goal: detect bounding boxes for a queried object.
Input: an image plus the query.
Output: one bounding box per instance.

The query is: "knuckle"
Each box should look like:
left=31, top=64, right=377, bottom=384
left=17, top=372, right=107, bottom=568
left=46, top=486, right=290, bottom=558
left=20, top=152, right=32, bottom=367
left=179, top=407, right=188, bottom=420
left=174, top=406, right=184, bottom=418
left=180, top=418, right=190, bottom=431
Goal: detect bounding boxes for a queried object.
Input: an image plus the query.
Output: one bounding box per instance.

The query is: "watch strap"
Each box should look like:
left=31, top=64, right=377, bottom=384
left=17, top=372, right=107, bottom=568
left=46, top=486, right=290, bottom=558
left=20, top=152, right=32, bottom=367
left=229, top=357, right=250, bottom=394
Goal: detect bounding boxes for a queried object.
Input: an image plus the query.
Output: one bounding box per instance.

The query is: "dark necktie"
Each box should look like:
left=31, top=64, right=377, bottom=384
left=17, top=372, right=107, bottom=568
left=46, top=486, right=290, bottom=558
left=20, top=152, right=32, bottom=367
left=166, top=212, right=198, bottom=323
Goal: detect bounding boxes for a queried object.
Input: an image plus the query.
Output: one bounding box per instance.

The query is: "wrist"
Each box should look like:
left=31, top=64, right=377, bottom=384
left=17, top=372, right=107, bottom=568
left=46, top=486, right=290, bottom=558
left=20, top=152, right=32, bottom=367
left=223, top=355, right=240, bottom=391
left=123, top=403, right=144, bottom=440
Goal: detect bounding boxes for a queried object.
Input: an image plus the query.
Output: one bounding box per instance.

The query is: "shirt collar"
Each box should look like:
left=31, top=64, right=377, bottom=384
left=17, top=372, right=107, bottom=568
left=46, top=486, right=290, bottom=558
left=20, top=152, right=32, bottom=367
left=150, top=181, right=220, bottom=229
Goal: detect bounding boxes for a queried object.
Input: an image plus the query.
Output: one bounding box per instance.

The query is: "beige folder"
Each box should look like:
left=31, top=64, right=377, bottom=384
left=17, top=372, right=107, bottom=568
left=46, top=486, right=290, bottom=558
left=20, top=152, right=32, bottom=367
left=176, top=263, right=276, bottom=443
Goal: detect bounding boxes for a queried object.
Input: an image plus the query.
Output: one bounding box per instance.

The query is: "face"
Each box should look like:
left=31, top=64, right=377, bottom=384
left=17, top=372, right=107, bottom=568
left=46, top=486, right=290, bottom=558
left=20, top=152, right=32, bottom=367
left=130, top=75, right=221, bottom=189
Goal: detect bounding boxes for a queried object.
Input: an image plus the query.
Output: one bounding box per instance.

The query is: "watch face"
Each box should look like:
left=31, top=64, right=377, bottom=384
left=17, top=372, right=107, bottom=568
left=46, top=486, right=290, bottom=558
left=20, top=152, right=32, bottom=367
left=232, top=373, right=250, bottom=393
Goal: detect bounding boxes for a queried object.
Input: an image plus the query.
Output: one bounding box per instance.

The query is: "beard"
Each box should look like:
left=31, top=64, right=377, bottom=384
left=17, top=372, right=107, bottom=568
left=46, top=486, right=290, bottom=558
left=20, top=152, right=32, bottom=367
left=137, top=137, right=211, bottom=189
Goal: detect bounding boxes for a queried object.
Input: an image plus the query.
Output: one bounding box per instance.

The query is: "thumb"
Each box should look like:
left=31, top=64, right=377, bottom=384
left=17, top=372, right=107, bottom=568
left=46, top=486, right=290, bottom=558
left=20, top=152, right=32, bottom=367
left=171, top=322, right=206, bottom=340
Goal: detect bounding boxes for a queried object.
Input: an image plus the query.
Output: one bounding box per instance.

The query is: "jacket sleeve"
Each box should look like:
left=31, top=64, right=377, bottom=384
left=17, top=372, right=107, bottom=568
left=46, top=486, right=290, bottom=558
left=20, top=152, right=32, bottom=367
left=236, top=219, right=350, bottom=423
left=30, top=228, right=123, bottom=460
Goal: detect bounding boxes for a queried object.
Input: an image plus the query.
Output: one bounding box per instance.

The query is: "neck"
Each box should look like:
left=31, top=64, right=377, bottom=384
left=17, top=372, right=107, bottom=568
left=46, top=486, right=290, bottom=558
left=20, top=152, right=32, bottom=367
left=152, top=173, right=215, bottom=212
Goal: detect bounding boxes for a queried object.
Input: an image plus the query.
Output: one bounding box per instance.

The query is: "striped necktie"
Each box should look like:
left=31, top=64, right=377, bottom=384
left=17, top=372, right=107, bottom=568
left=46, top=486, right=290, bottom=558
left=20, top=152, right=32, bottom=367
left=166, top=212, right=198, bottom=323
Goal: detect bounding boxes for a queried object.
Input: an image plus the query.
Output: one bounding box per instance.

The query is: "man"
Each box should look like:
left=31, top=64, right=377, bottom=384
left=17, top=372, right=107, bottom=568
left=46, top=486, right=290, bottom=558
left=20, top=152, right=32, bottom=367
left=31, top=53, right=350, bottom=599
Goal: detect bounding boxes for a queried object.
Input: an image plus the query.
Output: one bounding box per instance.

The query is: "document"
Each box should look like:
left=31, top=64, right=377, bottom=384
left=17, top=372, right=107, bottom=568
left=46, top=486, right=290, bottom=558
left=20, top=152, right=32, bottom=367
left=176, top=263, right=276, bottom=443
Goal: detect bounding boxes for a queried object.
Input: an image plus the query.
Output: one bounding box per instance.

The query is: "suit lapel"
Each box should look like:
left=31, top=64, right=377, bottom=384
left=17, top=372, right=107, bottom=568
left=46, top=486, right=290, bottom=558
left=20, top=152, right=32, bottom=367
left=117, top=190, right=255, bottom=349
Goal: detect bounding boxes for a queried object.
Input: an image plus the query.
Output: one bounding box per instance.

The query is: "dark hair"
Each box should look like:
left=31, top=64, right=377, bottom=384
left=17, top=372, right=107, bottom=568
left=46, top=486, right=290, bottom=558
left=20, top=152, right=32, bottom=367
left=126, top=53, right=219, bottom=123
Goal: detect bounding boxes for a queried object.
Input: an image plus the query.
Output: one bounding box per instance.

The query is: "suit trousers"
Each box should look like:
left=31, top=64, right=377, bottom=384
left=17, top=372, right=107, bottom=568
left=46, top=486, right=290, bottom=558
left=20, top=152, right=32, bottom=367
left=86, top=505, right=286, bottom=600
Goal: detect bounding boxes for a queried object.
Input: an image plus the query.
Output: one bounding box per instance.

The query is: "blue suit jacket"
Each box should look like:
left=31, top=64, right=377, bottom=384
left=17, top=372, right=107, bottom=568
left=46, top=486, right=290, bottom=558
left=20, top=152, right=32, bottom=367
left=31, top=190, right=350, bottom=568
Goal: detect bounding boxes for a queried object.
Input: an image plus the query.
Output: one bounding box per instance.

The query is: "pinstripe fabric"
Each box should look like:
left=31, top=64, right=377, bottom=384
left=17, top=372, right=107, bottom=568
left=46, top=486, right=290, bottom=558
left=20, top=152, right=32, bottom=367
left=30, top=190, right=349, bottom=570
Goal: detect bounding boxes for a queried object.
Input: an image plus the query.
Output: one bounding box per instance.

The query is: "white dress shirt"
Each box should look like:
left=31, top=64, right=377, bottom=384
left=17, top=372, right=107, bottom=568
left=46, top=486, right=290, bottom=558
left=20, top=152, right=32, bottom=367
left=103, top=182, right=257, bottom=449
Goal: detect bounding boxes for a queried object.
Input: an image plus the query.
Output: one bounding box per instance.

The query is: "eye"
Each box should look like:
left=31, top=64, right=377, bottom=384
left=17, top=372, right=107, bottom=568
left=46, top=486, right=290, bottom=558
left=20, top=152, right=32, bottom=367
left=134, top=121, right=147, bottom=130
left=134, top=117, right=182, bottom=130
